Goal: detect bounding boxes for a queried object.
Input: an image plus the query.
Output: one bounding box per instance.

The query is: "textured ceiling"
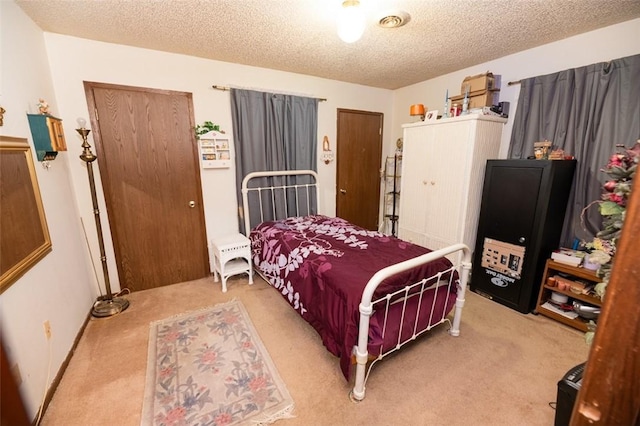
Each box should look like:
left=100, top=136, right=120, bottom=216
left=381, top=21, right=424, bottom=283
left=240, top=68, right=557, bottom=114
left=16, top=0, right=640, bottom=90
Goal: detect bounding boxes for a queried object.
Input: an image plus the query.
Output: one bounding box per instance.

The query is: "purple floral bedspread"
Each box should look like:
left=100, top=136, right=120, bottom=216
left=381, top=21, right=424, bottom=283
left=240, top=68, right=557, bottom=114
left=250, top=215, right=457, bottom=380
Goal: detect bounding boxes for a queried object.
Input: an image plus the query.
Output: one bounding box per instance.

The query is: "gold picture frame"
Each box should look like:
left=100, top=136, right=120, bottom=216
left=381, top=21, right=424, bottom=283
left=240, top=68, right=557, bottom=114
left=0, top=136, right=52, bottom=293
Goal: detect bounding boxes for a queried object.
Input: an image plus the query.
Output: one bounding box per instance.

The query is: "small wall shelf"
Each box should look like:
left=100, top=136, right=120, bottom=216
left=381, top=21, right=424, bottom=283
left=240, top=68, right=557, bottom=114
left=26, top=114, right=67, bottom=161
left=198, top=130, right=231, bottom=169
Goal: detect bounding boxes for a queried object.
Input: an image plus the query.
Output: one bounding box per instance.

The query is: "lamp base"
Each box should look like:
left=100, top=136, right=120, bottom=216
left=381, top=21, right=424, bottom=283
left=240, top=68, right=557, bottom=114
left=91, top=297, right=130, bottom=318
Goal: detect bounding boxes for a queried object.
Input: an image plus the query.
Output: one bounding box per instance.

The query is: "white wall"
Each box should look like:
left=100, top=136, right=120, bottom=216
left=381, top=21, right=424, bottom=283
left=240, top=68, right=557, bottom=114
left=0, top=1, right=95, bottom=420
left=393, top=18, right=640, bottom=159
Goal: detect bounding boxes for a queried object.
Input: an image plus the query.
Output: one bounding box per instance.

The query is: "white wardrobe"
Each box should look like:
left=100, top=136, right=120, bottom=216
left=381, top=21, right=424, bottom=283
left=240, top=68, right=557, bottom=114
left=398, top=114, right=506, bottom=255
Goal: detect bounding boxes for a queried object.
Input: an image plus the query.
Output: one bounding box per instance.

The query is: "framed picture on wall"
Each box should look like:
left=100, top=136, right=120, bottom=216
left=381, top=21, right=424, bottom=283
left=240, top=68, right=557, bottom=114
left=0, top=136, right=52, bottom=293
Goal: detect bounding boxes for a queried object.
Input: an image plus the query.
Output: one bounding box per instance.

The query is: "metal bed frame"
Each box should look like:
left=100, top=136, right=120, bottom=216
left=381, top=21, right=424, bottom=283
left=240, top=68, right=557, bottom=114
left=241, top=170, right=471, bottom=401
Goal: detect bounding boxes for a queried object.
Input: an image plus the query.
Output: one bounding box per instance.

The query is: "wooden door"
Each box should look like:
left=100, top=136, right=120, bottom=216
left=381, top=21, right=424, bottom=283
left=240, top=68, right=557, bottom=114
left=336, top=109, right=383, bottom=230
left=571, top=173, right=640, bottom=425
left=84, top=82, right=209, bottom=292
left=1, top=340, right=30, bottom=426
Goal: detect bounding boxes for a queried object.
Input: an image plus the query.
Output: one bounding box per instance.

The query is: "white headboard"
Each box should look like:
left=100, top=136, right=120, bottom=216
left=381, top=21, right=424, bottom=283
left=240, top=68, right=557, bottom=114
left=241, top=170, right=320, bottom=235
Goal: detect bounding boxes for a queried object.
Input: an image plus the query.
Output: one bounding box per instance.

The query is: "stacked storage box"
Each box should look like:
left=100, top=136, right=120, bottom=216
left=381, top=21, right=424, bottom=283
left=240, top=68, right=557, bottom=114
left=450, top=72, right=500, bottom=110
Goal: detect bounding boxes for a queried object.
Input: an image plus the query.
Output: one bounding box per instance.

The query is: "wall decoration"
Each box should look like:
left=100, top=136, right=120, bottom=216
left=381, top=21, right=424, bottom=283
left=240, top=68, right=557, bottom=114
left=321, top=135, right=334, bottom=164
left=36, top=98, right=50, bottom=115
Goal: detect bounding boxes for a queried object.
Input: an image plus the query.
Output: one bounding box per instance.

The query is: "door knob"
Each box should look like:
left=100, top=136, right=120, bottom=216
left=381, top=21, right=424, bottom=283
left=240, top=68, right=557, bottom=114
left=189, top=200, right=196, bottom=208
left=340, top=189, right=347, bottom=194
left=519, top=237, right=525, bottom=243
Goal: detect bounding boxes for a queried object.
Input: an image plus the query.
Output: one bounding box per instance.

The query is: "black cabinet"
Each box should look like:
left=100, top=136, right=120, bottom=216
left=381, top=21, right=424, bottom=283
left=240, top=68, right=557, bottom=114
left=471, top=159, right=576, bottom=313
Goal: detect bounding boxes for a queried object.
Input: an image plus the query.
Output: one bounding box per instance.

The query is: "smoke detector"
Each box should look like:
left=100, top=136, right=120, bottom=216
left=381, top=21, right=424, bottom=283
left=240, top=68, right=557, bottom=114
left=377, top=10, right=411, bottom=28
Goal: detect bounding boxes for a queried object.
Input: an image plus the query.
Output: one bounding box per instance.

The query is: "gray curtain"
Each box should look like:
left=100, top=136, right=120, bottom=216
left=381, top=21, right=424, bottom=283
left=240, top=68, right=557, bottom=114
left=230, top=88, right=318, bottom=233
left=508, top=53, right=640, bottom=247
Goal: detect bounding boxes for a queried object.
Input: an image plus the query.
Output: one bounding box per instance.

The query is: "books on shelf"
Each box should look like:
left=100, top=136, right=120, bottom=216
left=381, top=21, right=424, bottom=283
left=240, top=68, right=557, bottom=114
left=551, top=248, right=585, bottom=267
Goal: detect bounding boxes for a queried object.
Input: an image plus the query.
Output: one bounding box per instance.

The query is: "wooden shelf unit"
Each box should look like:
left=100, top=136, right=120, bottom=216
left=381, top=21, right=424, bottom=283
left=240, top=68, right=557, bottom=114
left=535, top=259, right=602, bottom=332
left=383, top=154, right=401, bottom=236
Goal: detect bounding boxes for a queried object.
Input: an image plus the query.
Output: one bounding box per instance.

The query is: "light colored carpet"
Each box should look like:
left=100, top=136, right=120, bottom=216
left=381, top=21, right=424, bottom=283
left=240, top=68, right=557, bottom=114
left=41, top=275, right=589, bottom=426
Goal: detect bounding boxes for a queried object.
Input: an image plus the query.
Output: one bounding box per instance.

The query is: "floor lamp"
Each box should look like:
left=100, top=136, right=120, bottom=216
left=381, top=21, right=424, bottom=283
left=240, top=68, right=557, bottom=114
left=76, top=118, right=129, bottom=318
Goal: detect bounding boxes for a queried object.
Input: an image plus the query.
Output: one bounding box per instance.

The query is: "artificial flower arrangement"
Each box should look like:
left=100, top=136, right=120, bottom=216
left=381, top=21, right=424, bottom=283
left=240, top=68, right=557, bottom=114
left=582, top=141, right=639, bottom=300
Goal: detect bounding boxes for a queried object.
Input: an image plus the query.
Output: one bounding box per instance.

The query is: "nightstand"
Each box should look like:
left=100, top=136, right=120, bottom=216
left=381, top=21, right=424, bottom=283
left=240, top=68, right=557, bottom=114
left=210, top=234, right=253, bottom=292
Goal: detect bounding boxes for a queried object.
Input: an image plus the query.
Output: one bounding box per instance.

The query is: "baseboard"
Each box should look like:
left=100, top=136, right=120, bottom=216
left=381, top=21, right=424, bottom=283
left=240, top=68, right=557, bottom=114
left=32, top=310, right=92, bottom=425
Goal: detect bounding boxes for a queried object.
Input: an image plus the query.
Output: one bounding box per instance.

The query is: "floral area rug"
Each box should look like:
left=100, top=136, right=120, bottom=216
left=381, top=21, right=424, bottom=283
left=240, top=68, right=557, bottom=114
left=141, top=300, right=294, bottom=425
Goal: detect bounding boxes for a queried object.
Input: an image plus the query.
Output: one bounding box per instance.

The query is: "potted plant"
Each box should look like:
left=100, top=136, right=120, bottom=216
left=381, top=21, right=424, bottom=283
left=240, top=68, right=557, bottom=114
left=194, top=121, right=223, bottom=139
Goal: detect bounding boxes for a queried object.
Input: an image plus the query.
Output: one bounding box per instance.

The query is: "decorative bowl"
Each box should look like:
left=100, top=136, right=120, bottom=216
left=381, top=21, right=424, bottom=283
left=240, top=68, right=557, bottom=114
left=551, top=292, right=569, bottom=304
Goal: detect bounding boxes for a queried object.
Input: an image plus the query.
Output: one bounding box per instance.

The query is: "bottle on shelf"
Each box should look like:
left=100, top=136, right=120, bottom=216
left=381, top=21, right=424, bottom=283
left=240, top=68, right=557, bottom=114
left=443, top=89, right=449, bottom=118
left=462, top=85, right=470, bottom=115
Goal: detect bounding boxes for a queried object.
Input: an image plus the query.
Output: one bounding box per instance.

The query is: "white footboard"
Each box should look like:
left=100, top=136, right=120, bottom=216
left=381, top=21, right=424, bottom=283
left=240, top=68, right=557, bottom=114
left=350, top=243, right=471, bottom=402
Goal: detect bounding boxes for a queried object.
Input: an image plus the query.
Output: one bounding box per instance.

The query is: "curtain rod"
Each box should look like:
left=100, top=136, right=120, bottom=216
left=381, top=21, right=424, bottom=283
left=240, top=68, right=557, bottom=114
left=508, top=80, right=522, bottom=86
left=212, top=85, right=327, bottom=102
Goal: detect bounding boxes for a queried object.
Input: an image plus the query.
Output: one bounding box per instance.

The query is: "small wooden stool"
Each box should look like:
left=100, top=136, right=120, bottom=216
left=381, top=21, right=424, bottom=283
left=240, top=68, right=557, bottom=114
left=210, top=234, right=253, bottom=292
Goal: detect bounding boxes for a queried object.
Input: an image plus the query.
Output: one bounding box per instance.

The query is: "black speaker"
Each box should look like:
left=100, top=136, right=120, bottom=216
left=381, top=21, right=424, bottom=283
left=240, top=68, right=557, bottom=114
left=555, top=362, right=586, bottom=426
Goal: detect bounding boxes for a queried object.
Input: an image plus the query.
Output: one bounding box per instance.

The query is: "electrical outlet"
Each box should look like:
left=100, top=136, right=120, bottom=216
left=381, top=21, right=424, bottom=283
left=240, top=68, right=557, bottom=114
left=43, top=320, right=52, bottom=340
left=10, top=363, right=22, bottom=386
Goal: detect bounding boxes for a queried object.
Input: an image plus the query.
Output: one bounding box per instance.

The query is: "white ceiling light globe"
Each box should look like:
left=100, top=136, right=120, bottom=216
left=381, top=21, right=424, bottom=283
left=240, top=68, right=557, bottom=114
left=337, top=1, right=365, bottom=43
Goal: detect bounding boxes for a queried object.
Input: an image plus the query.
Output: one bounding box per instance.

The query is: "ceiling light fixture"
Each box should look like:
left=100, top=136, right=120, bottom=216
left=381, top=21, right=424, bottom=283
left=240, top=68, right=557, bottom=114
left=337, top=0, right=366, bottom=43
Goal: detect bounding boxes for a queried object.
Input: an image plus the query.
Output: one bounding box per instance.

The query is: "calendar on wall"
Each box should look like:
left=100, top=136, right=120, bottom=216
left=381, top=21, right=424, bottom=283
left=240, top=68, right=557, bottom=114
left=198, top=130, right=231, bottom=169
